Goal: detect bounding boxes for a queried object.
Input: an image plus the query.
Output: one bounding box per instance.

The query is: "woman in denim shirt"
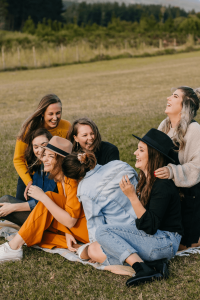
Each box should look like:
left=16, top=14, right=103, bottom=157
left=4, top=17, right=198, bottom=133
left=61, top=151, right=138, bottom=257
left=0, top=128, right=56, bottom=225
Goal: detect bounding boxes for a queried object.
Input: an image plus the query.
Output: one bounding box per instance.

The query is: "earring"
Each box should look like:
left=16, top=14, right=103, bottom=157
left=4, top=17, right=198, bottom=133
left=77, top=142, right=79, bottom=149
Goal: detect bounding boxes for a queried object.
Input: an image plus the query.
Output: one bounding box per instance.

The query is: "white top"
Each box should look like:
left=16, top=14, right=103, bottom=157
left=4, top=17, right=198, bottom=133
left=158, top=120, right=200, bottom=188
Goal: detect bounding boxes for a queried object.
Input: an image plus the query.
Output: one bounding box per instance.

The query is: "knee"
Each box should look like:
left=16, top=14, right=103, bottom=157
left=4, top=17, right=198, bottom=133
left=0, top=195, right=11, bottom=203
left=88, top=242, right=102, bottom=262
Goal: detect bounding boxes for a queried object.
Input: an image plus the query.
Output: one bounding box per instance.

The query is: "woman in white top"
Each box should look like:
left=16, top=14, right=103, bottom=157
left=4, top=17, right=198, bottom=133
left=155, top=86, right=200, bottom=249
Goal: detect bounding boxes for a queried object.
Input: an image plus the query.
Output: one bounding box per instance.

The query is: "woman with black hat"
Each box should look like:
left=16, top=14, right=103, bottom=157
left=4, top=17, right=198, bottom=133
left=155, top=86, right=200, bottom=250
left=61, top=129, right=183, bottom=286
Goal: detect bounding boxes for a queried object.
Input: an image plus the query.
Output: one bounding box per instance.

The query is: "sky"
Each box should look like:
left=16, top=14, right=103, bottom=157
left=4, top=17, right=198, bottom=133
left=73, top=0, right=200, bottom=12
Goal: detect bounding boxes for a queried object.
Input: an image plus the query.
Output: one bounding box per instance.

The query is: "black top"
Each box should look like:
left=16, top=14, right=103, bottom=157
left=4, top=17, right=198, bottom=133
left=95, top=141, right=120, bottom=165
left=136, top=179, right=183, bottom=236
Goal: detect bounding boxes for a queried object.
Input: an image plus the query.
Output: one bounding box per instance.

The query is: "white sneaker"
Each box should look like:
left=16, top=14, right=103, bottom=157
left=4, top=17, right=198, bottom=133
left=0, top=242, right=23, bottom=262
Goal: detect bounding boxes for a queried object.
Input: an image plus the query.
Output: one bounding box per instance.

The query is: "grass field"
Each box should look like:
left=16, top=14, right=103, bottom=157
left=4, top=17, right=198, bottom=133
left=0, top=51, right=200, bottom=299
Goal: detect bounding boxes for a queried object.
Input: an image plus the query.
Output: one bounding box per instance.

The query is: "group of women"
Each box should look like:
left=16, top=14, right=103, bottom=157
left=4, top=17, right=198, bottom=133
left=0, top=86, right=200, bottom=287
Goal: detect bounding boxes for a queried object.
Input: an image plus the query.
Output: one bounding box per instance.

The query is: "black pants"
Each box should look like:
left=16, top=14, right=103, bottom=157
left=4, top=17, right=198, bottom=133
left=0, top=195, right=30, bottom=226
left=16, top=177, right=26, bottom=202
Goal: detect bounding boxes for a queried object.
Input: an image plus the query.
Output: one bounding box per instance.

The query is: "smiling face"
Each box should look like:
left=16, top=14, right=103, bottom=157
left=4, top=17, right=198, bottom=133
left=32, top=135, right=49, bottom=159
left=134, top=141, right=148, bottom=175
left=73, top=124, right=95, bottom=151
left=165, top=89, right=183, bottom=117
left=43, top=103, right=62, bottom=130
left=42, top=149, right=57, bottom=173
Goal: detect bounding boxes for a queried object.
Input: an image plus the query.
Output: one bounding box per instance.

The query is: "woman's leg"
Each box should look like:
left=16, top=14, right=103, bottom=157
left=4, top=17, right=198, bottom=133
left=95, top=224, right=179, bottom=265
left=16, top=177, right=26, bottom=201
left=0, top=195, right=30, bottom=225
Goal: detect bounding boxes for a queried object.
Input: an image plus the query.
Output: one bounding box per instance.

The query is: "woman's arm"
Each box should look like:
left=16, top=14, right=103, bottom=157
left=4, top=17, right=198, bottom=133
left=155, top=123, right=200, bottom=187
left=13, top=139, right=32, bottom=186
left=28, top=186, right=77, bottom=228
left=0, top=202, right=31, bottom=217
left=119, top=175, right=146, bottom=218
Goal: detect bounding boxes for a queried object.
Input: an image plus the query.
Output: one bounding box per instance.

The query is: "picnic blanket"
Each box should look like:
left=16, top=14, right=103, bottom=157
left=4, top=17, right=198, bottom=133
left=0, top=221, right=135, bottom=276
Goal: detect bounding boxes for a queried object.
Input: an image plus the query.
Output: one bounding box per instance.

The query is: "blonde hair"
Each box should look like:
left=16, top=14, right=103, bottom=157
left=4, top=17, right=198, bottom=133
left=160, top=86, right=200, bottom=150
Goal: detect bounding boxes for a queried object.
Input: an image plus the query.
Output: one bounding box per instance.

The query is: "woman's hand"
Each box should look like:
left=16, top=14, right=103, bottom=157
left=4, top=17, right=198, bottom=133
left=65, top=233, right=77, bottom=252
left=0, top=203, right=15, bottom=217
left=24, top=180, right=33, bottom=200
left=154, top=167, right=170, bottom=179
left=27, top=185, right=46, bottom=202
left=119, top=175, right=136, bottom=200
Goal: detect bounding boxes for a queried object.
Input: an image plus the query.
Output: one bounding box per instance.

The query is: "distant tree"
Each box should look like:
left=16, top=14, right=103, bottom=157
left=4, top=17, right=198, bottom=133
left=6, top=0, right=63, bottom=30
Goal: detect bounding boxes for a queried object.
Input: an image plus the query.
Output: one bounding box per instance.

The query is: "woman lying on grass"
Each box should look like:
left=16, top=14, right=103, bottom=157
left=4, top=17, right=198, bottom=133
left=0, top=137, right=89, bottom=262
left=156, top=86, right=200, bottom=249
left=14, top=94, right=71, bottom=201
left=63, top=129, right=183, bottom=286
left=0, top=128, right=57, bottom=225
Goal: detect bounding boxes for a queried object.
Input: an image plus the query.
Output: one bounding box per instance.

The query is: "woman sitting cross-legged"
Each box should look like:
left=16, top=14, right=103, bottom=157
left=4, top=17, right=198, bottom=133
left=0, top=128, right=57, bottom=225
left=86, top=129, right=183, bottom=286
left=0, top=137, right=89, bottom=262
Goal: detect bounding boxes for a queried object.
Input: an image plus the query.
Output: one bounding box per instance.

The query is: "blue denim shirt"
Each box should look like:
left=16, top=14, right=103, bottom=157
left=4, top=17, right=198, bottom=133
left=28, top=165, right=57, bottom=211
left=77, top=160, right=138, bottom=242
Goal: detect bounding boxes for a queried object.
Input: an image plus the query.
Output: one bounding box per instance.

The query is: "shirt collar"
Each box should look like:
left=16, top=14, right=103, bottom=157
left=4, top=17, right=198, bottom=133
left=84, top=164, right=101, bottom=178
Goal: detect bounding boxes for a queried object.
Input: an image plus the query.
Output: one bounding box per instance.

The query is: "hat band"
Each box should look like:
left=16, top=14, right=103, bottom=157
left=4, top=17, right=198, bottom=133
left=143, top=136, right=167, bottom=154
left=46, top=144, right=69, bottom=157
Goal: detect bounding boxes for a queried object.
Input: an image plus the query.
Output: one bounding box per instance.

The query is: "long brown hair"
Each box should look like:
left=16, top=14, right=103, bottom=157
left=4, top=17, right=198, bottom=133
left=18, top=94, right=62, bottom=144
left=62, top=151, right=96, bottom=181
left=67, top=117, right=101, bottom=153
left=25, top=128, right=52, bottom=175
left=137, top=145, right=167, bottom=207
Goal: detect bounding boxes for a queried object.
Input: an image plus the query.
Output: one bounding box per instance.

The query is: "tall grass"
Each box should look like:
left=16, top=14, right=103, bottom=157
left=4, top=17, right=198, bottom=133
left=0, top=35, right=198, bottom=71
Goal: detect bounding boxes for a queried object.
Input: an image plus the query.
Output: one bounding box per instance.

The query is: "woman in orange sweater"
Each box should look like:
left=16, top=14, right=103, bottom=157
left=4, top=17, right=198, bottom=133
left=14, top=94, right=71, bottom=201
left=0, top=137, right=89, bottom=261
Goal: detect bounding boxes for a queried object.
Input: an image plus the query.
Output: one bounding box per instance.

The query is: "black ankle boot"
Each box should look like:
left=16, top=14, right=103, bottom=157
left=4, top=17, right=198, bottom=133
left=126, top=262, right=163, bottom=287
left=144, top=258, right=169, bottom=279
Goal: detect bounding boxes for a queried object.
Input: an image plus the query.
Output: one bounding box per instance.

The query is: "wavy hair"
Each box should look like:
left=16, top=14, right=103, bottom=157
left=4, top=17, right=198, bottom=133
left=67, top=117, right=101, bottom=153
left=137, top=145, right=167, bottom=207
left=18, top=94, right=62, bottom=145
left=160, top=86, right=200, bottom=150
left=25, top=128, right=52, bottom=175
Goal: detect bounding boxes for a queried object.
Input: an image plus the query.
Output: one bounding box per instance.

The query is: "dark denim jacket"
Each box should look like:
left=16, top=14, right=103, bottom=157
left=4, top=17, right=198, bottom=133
left=28, top=165, right=57, bottom=211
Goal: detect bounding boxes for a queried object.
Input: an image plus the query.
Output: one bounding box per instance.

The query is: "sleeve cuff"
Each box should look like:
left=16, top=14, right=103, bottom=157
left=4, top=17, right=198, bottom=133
left=28, top=199, right=38, bottom=211
left=167, top=165, right=174, bottom=179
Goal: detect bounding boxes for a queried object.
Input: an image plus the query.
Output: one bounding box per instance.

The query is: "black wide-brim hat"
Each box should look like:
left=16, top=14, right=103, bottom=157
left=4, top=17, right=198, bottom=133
left=132, top=128, right=175, bottom=163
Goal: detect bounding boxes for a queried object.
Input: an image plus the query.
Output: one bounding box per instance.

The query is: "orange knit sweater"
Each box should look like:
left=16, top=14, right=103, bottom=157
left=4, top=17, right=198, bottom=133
left=13, top=119, right=71, bottom=185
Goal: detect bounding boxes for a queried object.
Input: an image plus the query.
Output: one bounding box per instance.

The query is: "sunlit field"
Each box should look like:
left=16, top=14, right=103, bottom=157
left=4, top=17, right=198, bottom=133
left=0, top=51, right=200, bottom=299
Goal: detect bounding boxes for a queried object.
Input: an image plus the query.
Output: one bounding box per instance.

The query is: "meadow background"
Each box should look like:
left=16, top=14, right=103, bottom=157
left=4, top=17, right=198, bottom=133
left=0, top=51, right=200, bottom=299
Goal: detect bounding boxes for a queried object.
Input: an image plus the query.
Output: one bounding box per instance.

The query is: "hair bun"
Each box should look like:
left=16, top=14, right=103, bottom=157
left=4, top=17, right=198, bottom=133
left=77, top=153, right=87, bottom=164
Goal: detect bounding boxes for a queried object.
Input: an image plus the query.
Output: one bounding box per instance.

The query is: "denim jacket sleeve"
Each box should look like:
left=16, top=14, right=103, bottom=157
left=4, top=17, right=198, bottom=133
left=27, top=199, right=38, bottom=211
left=79, top=195, right=106, bottom=243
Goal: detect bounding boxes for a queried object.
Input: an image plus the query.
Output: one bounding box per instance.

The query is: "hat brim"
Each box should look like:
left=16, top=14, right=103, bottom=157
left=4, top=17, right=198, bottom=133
left=132, top=134, right=175, bottom=163
left=44, top=144, right=69, bottom=157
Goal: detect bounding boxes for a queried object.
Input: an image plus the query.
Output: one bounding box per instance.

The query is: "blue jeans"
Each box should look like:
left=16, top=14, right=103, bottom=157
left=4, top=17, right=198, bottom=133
left=95, top=223, right=182, bottom=266
left=16, top=176, right=26, bottom=201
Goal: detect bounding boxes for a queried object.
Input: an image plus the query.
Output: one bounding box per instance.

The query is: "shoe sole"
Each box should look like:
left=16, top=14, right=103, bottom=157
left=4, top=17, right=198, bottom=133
left=126, top=273, right=163, bottom=287
left=0, top=258, right=22, bottom=263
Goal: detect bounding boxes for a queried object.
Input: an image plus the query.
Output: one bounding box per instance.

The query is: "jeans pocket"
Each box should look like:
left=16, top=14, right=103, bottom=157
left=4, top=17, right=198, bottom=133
left=150, top=243, right=174, bottom=260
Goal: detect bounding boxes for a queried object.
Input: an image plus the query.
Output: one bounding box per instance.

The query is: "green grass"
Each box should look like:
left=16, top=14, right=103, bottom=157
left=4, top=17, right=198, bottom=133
left=1, top=50, right=200, bottom=299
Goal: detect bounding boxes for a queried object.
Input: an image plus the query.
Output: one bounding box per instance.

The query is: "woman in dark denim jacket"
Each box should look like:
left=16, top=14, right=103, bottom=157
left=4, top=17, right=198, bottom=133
left=0, top=128, right=57, bottom=225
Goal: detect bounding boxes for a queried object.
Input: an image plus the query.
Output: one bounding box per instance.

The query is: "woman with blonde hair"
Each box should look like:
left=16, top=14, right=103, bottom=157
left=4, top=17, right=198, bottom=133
left=14, top=94, right=71, bottom=201
left=155, top=86, right=200, bottom=249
